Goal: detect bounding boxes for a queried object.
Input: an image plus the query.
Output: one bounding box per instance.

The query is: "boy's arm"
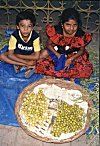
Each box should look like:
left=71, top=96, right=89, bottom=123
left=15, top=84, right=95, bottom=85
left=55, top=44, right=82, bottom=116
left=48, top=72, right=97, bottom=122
left=46, top=38, right=61, bottom=58
left=16, top=51, right=40, bottom=60
left=1, top=52, right=25, bottom=66
left=8, top=50, right=34, bottom=66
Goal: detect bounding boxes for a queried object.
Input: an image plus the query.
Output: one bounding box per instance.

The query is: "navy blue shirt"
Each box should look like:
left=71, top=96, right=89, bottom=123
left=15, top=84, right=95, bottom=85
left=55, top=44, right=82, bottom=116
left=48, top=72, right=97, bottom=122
left=11, top=30, right=39, bottom=55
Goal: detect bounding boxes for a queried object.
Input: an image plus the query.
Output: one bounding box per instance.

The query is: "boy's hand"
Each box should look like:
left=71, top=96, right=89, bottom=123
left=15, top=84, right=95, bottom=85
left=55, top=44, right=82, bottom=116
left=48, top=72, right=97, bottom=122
left=27, top=60, right=36, bottom=66
left=27, top=65, right=35, bottom=69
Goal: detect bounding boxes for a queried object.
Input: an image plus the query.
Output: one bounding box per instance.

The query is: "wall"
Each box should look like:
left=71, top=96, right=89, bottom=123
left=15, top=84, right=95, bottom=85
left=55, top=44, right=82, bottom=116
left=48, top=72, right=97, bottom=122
left=0, top=0, right=99, bottom=51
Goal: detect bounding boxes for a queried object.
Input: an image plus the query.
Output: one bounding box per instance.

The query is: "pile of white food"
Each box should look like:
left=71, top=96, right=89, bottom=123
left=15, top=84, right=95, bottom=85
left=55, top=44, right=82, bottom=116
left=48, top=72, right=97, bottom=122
left=33, top=84, right=88, bottom=114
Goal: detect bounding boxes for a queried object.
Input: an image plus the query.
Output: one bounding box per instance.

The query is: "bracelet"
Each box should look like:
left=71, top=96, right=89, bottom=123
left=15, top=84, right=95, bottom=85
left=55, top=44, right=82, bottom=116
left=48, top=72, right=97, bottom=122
left=69, top=58, right=73, bottom=61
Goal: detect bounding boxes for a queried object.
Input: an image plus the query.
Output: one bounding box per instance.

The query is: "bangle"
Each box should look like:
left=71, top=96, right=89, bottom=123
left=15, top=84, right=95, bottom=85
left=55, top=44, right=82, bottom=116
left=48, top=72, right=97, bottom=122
left=69, top=58, right=73, bottom=61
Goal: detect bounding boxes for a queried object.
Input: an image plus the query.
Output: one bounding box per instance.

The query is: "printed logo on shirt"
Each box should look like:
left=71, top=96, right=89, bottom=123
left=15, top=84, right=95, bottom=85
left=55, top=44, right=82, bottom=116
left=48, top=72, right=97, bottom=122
left=18, top=43, right=33, bottom=51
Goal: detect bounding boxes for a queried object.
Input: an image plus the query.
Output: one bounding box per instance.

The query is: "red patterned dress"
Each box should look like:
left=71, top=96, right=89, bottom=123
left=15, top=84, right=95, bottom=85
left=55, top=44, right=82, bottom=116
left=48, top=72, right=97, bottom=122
left=35, top=25, right=94, bottom=79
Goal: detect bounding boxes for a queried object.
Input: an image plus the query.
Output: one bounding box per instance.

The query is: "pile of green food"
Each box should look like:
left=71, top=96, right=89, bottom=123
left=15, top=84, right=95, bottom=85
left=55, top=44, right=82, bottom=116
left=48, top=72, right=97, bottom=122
left=52, top=100, right=84, bottom=137
left=20, top=89, right=51, bottom=127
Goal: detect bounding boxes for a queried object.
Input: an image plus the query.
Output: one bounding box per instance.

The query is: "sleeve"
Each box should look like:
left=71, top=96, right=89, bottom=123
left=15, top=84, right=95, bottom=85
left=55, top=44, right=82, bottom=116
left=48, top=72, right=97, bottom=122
left=73, top=32, right=92, bottom=48
left=46, top=25, right=56, bottom=37
left=82, top=32, right=92, bottom=46
left=33, top=37, right=41, bottom=52
left=70, top=32, right=92, bottom=48
left=8, top=35, right=17, bottom=50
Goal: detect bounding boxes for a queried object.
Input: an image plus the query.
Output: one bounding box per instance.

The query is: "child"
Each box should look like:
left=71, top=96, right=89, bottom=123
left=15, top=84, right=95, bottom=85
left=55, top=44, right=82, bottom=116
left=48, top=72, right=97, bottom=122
left=0, top=10, right=41, bottom=77
left=35, top=8, right=94, bottom=81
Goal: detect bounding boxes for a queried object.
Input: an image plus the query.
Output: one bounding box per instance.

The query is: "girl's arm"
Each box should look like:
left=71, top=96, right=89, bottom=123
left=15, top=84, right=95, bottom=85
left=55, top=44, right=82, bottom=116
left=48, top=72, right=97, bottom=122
left=46, top=38, right=61, bottom=58
left=65, top=47, right=85, bottom=68
left=70, top=46, right=85, bottom=61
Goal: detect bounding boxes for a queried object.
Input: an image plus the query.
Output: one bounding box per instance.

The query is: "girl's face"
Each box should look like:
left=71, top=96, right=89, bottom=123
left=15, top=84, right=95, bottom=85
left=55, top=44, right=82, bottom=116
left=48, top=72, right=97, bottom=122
left=17, top=19, right=33, bottom=38
left=62, top=19, right=78, bottom=36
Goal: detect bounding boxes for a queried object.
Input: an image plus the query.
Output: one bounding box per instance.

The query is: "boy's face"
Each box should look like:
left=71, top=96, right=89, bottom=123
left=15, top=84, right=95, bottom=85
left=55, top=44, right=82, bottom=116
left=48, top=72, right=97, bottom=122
left=62, top=19, right=78, bottom=36
left=17, top=19, right=33, bottom=37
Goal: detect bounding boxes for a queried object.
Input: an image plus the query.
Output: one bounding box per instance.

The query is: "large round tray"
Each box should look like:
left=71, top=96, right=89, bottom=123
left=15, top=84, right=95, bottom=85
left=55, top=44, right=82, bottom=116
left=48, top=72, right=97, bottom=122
left=15, top=78, right=92, bottom=143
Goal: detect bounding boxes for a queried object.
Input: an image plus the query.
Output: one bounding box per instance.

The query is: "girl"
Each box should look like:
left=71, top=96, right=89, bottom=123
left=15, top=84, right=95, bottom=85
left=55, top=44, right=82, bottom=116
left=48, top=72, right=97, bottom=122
left=35, top=8, right=94, bottom=81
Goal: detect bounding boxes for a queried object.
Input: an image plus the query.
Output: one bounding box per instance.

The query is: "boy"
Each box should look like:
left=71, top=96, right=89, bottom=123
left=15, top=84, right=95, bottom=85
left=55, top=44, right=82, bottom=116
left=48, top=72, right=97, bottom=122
left=0, top=10, right=41, bottom=77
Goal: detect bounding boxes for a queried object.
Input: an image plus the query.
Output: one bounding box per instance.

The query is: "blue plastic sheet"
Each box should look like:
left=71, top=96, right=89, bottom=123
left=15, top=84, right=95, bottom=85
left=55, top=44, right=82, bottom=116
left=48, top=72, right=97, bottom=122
left=0, top=61, right=44, bottom=126
left=0, top=60, right=98, bottom=131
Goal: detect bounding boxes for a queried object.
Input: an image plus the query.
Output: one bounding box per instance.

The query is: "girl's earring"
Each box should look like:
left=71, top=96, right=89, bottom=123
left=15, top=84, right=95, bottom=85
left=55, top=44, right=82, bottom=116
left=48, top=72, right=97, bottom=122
left=61, top=23, right=63, bottom=28
left=16, top=26, right=19, bottom=30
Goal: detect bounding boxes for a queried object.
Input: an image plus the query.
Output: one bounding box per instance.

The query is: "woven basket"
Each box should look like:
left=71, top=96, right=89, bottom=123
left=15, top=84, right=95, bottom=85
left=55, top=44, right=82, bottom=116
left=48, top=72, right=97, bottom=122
left=15, top=78, right=92, bottom=143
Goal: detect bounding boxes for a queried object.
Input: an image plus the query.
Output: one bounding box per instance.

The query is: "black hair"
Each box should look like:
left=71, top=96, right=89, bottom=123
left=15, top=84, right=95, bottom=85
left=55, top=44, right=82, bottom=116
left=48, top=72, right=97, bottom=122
left=16, top=10, right=36, bottom=26
left=60, top=8, right=82, bottom=27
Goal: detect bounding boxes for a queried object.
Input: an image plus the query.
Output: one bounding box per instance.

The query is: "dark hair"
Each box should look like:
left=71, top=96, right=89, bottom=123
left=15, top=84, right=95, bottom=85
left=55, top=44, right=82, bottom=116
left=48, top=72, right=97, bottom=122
left=60, top=8, right=82, bottom=27
left=16, top=10, right=36, bottom=26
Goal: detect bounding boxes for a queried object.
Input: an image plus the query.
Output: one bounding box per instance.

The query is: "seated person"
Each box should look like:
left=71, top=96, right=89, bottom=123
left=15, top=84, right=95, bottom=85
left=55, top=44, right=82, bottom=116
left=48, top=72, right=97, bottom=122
left=35, top=8, right=94, bottom=81
left=0, top=10, right=41, bottom=78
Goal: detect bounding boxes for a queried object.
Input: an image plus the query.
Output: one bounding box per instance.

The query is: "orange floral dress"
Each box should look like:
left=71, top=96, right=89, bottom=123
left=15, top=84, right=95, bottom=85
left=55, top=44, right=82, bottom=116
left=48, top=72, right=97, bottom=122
left=35, top=25, right=94, bottom=79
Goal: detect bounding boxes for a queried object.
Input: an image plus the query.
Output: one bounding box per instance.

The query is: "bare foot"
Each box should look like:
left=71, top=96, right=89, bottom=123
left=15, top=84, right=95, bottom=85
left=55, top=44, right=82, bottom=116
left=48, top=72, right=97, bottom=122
left=13, top=65, right=21, bottom=73
left=70, top=78, right=75, bottom=82
left=25, top=68, right=35, bottom=78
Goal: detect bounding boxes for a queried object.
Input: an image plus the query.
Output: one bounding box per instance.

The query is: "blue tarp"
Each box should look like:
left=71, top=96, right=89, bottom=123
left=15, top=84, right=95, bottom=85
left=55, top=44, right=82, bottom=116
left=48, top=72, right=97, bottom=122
left=0, top=61, right=44, bottom=126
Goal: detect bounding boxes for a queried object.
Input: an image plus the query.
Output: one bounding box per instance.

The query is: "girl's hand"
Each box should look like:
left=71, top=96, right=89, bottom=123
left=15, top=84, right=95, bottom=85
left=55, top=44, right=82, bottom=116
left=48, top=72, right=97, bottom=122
left=64, top=58, right=73, bottom=69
